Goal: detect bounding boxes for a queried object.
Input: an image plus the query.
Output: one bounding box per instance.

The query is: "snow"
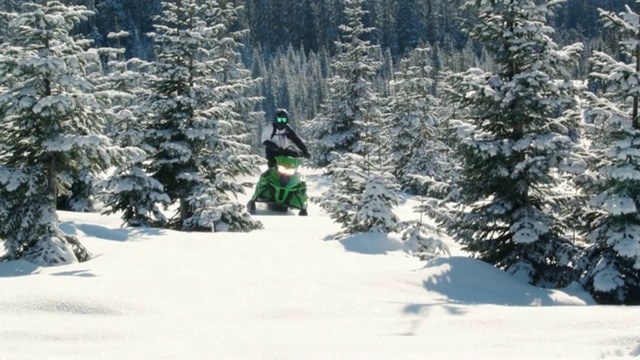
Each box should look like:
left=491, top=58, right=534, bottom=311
left=0, top=167, right=639, bottom=359
left=602, top=194, right=637, bottom=215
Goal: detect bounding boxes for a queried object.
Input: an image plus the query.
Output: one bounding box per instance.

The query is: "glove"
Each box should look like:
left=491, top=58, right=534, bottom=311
left=302, top=150, right=311, bottom=158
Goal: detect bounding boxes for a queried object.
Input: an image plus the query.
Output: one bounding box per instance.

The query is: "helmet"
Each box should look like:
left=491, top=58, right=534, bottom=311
left=274, top=109, right=289, bottom=129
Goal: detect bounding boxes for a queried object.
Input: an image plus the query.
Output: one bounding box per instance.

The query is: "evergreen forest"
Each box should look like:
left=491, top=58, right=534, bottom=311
left=1, top=0, right=640, bottom=305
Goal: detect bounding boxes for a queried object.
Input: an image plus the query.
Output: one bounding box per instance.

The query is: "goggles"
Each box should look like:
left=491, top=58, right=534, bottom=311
left=276, top=116, right=288, bottom=124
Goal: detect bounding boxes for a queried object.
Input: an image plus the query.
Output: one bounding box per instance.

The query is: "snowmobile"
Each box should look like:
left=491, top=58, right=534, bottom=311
left=247, top=155, right=308, bottom=216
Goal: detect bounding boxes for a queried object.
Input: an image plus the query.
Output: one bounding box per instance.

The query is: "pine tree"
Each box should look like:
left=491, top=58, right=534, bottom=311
left=580, top=3, right=640, bottom=304
left=0, top=1, right=132, bottom=265
left=371, top=0, right=398, bottom=56
left=145, top=0, right=262, bottom=232
left=308, top=0, right=380, bottom=166
left=438, top=0, right=586, bottom=287
left=400, top=214, right=451, bottom=261
left=352, top=168, right=400, bottom=234
left=387, top=46, right=449, bottom=194
left=55, top=43, right=114, bottom=213
left=395, top=0, right=423, bottom=56
left=318, top=152, right=400, bottom=237
left=182, top=1, right=264, bottom=232
left=308, top=49, right=330, bottom=118
left=388, top=46, right=453, bottom=258
left=310, top=0, right=343, bottom=54
left=98, top=30, right=171, bottom=227
left=313, top=0, right=399, bottom=237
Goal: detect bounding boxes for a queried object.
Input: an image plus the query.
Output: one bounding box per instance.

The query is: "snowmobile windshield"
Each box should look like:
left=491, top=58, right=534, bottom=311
left=275, top=155, right=302, bottom=168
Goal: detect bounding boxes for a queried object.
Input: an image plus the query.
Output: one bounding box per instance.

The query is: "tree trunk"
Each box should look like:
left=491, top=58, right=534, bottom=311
left=180, top=197, right=189, bottom=223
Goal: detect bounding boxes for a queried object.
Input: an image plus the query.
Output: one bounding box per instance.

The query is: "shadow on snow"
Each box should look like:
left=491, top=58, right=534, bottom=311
left=419, top=256, right=595, bottom=306
left=336, top=232, right=403, bottom=255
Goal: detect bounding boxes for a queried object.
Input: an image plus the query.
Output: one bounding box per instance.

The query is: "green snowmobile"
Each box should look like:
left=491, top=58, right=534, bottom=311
left=247, top=155, right=308, bottom=216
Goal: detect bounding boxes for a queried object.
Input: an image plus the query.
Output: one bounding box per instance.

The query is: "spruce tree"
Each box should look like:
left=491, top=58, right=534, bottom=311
left=387, top=46, right=449, bottom=194
left=182, top=1, right=263, bottom=232
left=580, top=3, right=640, bottom=304
left=395, top=0, right=423, bottom=55
left=99, top=30, right=171, bottom=227
left=308, top=0, right=380, bottom=166
left=388, top=46, right=453, bottom=259
left=318, top=152, right=400, bottom=237
left=401, top=216, right=451, bottom=261
left=55, top=31, right=128, bottom=213
left=313, top=0, right=399, bottom=237
left=145, top=0, right=262, bottom=232
left=438, top=0, right=586, bottom=287
left=0, top=1, right=132, bottom=265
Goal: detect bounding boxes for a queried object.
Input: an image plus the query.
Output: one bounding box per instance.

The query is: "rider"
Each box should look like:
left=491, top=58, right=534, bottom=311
left=261, top=109, right=310, bottom=171
left=248, top=109, right=310, bottom=215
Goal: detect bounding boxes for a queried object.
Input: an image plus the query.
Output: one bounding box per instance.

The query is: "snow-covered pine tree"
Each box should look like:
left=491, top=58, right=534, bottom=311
left=182, top=1, right=263, bottom=232
left=98, top=30, right=171, bottom=227
left=56, top=18, right=137, bottom=213
left=438, top=0, right=586, bottom=287
left=308, top=0, right=379, bottom=167
left=0, top=1, right=136, bottom=265
left=385, top=47, right=453, bottom=260
left=145, top=0, right=262, bottom=232
left=387, top=46, right=449, bottom=194
left=353, top=171, right=400, bottom=234
left=307, top=49, right=330, bottom=119
left=579, top=4, right=640, bottom=304
left=318, top=151, right=400, bottom=237
left=313, top=0, right=400, bottom=237
left=401, top=210, right=451, bottom=261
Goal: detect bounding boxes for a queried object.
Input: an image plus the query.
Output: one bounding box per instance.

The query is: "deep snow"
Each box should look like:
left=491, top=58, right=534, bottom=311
left=0, top=167, right=638, bottom=360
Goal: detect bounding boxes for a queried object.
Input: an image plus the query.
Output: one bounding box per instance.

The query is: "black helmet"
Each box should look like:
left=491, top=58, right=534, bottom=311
left=274, top=109, right=289, bottom=129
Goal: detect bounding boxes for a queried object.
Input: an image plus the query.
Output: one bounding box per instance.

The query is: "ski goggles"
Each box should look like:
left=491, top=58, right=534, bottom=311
left=276, top=116, right=288, bottom=124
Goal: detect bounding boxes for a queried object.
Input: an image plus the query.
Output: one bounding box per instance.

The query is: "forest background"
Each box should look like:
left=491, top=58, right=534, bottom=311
left=0, top=0, right=629, bottom=123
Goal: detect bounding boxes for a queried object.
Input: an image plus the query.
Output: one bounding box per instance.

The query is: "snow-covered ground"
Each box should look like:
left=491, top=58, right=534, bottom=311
left=0, top=167, right=638, bottom=360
